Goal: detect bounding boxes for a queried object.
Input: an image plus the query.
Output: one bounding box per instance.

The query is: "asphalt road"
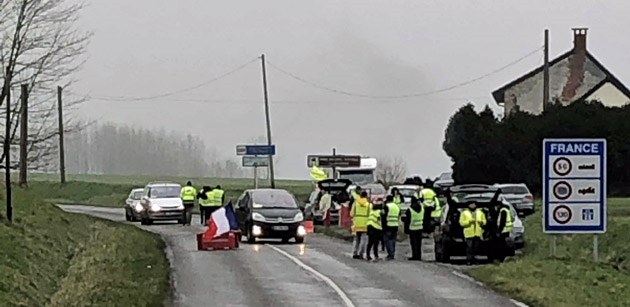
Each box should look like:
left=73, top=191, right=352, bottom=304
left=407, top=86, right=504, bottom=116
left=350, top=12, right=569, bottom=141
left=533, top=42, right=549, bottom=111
left=60, top=205, right=523, bottom=307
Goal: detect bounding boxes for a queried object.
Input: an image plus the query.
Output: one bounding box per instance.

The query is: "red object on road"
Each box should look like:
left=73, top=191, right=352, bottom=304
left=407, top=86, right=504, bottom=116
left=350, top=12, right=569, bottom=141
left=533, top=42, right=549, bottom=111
left=339, top=204, right=352, bottom=229
left=324, top=209, right=331, bottom=227
left=303, top=220, right=314, bottom=233
left=197, top=230, right=241, bottom=251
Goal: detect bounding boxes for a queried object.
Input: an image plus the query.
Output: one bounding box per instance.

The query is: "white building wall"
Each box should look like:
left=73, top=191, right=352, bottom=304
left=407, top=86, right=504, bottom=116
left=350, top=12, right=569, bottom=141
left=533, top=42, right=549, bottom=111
left=586, top=82, right=630, bottom=107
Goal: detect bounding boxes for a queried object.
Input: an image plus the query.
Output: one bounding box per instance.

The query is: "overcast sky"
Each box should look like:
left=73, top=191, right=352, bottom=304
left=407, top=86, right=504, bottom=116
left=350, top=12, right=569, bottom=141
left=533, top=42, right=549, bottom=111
left=72, top=0, right=629, bottom=179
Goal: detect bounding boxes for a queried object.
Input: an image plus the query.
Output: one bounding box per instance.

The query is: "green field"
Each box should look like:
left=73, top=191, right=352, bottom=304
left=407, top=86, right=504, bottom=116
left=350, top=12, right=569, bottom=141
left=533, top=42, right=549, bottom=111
left=0, top=187, right=170, bottom=307
left=29, top=173, right=312, bottom=209
left=469, top=198, right=630, bottom=307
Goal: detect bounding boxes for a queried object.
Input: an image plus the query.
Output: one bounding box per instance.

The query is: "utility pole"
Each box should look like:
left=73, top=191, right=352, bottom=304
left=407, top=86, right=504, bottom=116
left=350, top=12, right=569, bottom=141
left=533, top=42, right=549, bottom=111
left=57, top=86, right=66, bottom=184
left=332, top=148, right=337, bottom=180
left=260, top=54, right=275, bottom=188
left=543, top=29, right=550, bottom=111
left=18, top=84, right=27, bottom=187
left=4, top=76, right=12, bottom=222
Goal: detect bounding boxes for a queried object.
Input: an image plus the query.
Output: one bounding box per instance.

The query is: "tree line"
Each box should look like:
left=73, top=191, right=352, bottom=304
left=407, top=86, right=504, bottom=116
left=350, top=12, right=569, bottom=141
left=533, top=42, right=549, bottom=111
left=443, top=100, right=630, bottom=196
left=65, top=123, right=246, bottom=178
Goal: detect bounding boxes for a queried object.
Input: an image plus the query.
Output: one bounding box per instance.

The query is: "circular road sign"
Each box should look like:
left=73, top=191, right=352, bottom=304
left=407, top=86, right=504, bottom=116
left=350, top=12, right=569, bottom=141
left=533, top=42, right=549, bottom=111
left=553, top=181, right=572, bottom=200
left=553, top=157, right=572, bottom=176
left=553, top=205, right=572, bottom=224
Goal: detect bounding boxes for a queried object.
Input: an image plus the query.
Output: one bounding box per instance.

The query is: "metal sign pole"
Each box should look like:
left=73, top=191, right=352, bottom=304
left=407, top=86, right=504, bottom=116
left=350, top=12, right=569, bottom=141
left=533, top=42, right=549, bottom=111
left=254, top=164, right=259, bottom=189
left=550, top=236, right=556, bottom=258
left=593, top=235, right=598, bottom=262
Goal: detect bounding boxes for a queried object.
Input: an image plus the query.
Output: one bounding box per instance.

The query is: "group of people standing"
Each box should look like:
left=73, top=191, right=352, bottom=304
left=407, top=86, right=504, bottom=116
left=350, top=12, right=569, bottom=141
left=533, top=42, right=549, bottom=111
left=179, top=181, right=225, bottom=226
left=350, top=186, right=441, bottom=261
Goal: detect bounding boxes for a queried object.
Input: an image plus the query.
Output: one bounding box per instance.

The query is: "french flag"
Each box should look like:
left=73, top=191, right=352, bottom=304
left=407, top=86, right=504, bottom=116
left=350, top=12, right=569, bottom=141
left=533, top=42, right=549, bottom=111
left=204, top=203, right=239, bottom=238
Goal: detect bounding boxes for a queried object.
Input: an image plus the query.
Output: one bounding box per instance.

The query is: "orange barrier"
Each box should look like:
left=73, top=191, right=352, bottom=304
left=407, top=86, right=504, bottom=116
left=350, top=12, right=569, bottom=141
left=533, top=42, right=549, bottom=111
left=303, top=220, right=314, bottom=233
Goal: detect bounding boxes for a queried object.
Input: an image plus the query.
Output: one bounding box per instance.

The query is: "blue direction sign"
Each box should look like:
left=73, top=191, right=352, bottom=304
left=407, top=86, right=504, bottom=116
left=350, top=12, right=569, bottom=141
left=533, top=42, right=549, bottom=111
left=236, top=145, right=275, bottom=156
left=543, top=139, right=606, bottom=233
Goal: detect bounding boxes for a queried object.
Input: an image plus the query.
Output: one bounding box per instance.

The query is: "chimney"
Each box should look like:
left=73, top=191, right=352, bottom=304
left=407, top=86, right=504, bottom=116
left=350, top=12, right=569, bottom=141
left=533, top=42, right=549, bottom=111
left=572, top=28, right=588, bottom=52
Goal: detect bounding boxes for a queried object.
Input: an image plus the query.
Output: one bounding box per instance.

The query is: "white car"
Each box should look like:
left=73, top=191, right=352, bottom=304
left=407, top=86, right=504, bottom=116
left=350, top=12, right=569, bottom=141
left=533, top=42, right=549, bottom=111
left=387, top=184, right=421, bottom=210
left=140, top=182, right=185, bottom=225
left=124, top=188, right=145, bottom=222
left=434, top=172, right=454, bottom=193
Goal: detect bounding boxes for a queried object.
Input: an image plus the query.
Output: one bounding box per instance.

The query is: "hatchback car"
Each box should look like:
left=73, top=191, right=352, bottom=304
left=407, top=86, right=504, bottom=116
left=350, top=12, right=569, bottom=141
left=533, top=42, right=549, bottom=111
left=124, top=188, right=145, bottom=222
left=304, top=179, right=352, bottom=224
left=494, top=183, right=535, bottom=217
left=235, top=189, right=306, bottom=243
left=139, top=182, right=185, bottom=225
left=434, top=184, right=524, bottom=263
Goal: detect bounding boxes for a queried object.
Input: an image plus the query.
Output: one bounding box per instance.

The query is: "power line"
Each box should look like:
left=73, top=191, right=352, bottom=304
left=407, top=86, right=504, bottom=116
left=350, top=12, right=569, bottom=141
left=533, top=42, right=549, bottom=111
left=90, top=58, right=259, bottom=102
left=86, top=96, right=490, bottom=105
left=265, top=47, right=543, bottom=99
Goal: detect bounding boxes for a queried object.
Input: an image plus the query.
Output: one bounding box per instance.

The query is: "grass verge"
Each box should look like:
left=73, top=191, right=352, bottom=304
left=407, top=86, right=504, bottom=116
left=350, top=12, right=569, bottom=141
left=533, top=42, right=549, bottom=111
left=468, top=198, right=630, bottom=307
left=0, top=187, right=170, bottom=307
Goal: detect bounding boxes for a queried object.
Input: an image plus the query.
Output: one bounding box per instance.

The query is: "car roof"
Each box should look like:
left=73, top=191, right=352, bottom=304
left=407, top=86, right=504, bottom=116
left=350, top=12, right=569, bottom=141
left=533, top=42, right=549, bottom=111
left=246, top=188, right=290, bottom=194
left=131, top=188, right=144, bottom=192
left=146, top=182, right=180, bottom=187
left=494, top=183, right=528, bottom=187
left=389, top=185, right=420, bottom=190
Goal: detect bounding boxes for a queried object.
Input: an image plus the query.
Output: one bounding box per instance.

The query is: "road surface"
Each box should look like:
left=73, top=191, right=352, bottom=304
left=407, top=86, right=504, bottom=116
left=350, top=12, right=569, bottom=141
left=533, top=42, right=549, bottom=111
left=60, top=205, right=523, bottom=307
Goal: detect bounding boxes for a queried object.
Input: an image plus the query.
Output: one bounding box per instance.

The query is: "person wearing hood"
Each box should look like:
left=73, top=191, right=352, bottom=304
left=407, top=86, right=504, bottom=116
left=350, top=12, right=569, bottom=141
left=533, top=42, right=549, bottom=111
left=197, top=185, right=213, bottom=225
left=350, top=191, right=370, bottom=259
left=403, top=196, right=425, bottom=261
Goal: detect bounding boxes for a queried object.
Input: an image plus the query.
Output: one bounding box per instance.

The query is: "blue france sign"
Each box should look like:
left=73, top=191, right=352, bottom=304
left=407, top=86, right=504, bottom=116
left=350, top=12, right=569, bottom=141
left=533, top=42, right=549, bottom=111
left=236, top=145, right=276, bottom=156
left=543, top=139, right=606, bottom=233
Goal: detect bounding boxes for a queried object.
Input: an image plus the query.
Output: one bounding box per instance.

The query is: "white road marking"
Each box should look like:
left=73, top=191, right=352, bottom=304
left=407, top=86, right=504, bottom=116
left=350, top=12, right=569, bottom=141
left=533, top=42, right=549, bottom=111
left=451, top=271, right=530, bottom=307
left=266, top=244, right=356, bottom=307
left=510, top=299, right=530, bottom=307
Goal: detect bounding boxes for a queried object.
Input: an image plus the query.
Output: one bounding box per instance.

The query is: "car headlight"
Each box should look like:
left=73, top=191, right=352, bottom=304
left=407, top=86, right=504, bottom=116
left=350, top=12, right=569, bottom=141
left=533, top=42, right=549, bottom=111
left=294, top=212, right=304, bottom=222
left=252, top=225, right=262, bottom=236
left=134, top=203, right=144, bottom=212
left=297, top=225, right=307, bottom=236
left=150, top=203, right=161, bottom=212
left=252, top=212, right=266, bottom=222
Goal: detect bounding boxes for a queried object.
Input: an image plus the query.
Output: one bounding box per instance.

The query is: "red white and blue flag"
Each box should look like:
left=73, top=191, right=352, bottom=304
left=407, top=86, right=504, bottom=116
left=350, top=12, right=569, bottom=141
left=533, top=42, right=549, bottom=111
left=204, top=203, right=239, bottom=238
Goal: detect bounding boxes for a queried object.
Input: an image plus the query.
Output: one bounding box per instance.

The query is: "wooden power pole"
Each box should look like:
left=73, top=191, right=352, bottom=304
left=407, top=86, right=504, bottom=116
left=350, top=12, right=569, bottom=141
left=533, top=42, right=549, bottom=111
left=260, top=54, right=275, bottom=188
left=57, top=86, right=66, bottom=184
left=18, top=84, right=27, bottom=187
left=543, top=29, right=550, bottom=111
left=4, top=78, right=12, bottom=222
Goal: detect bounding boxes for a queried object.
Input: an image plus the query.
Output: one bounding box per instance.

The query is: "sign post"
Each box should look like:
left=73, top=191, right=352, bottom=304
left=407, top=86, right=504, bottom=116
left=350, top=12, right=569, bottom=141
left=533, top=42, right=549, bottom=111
left=543, top=139, right=606, bottom=260
left=242, top=155, right=270, bottom=189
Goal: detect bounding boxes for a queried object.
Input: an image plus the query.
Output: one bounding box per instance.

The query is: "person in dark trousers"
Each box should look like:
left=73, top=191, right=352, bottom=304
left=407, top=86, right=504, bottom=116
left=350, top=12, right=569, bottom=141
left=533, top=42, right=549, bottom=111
left=366, top=202, right=383, bottom=261
left=403, top=196, right=425, bottom=261
left=495, top=199, right=513, bottom=261
left=197, top=186, right=213, bottom=225
left=381, top=195, right=401, bottom=260
left=180, top=181, right=197, bottom=226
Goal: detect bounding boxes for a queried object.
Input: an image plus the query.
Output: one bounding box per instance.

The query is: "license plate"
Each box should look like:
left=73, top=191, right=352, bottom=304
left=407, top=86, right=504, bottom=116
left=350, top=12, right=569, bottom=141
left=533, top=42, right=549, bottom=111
left=272, top=226, right=289, bottom=231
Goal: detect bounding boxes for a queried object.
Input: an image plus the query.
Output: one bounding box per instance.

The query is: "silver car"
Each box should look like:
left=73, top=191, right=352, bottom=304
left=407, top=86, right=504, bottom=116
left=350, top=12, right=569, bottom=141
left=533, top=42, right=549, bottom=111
left=387, top=184, right=421, bottom=210
left=124, top=188, right=145, bottom=222
left=139, top=182, right=185, bottom=225
left=494, top=183, right=535, bottom=217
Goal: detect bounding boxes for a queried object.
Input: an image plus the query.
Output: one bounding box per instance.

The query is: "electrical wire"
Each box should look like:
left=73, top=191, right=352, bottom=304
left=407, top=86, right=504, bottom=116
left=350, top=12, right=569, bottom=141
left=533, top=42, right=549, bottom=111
left=90, top=57, right=259, bottom=102
left=265, top=47, right=543, bottom=99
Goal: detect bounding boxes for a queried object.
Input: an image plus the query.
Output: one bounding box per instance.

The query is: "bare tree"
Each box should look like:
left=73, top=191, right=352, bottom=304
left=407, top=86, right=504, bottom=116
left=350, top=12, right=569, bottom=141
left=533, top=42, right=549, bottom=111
left=0, top=0, right=90, bottom=170
left=376, top=156, right=408, bottom=188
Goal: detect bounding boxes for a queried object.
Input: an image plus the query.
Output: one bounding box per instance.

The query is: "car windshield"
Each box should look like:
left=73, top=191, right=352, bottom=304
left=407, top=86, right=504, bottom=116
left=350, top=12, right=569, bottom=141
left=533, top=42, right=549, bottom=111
left=439, top=172, right=452, bottom=180
left=132, top=191, right=143, bottom=200
left=498, top=185, right=529, bottom=194
left=339, top=171, right=373, bottom=185
left=149, top=186, right=180, bottom=198
left=396, top=189, right=418, bottom=198
left=252, top=191, right=298, bottom=209
left=363, top=184, right=386, bottom=195
left=452, top=191, right=497, bottom=202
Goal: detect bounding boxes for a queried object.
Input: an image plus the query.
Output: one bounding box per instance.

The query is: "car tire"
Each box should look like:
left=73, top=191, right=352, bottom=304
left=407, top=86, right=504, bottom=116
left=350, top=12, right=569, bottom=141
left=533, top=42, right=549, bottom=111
left=141, top=218, right=148, bottom=225
left=125, top=210, right=131, bottom=222
left=246, top=226, right=256, bottom=244
left=282, top=237, right=290, bottom=244
left=295, top=237, right=304, bottom=244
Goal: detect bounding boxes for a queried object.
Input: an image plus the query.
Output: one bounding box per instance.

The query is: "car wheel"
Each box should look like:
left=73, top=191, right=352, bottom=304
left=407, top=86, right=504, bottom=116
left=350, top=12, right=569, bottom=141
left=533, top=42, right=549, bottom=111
left=141, top=218, right=148, bottom=225
left=282, top=237, right=290, bottom=244
left=295, top=237, right=304, bottom=244
left=125, top=210, right=131, bottom=222
left=247, top=226, right=256, bottom=244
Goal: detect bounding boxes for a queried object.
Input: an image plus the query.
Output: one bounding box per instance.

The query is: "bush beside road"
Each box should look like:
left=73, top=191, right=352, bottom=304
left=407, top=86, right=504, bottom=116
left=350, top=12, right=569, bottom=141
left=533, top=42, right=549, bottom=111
left=469, top=198, right=630, bottom=307
left=0, top=188, right=170, bottom=307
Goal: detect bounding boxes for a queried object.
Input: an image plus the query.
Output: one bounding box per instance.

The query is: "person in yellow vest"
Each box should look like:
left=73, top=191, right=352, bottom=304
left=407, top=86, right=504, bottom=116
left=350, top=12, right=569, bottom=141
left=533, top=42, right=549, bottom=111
left=211, top=185, right=225, bottom=209
left=419, top=187, right=442, bottom=232
left=459, top=201, right=487, bottom=265
left=391, top=187, right=403, bottom=207
left=381, top=195, right=401, bottom=260
left=350, top=191, right=370, bottom=259
left=180, top=181, right=197, bottom=226
left=495, top=199, right=513, bottom=261
left=403, top=196, right=425, bottom=261
left=366, top=201, right=383, bottom=262
left=197, top=186, right=213, bottom=225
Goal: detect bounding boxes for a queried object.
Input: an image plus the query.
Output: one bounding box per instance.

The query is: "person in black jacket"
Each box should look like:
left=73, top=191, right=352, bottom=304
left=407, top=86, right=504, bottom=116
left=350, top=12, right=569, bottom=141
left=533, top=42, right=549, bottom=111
left=197, top=186, right=212, bottom=225
left=403, top=197, right=427, bottom=261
